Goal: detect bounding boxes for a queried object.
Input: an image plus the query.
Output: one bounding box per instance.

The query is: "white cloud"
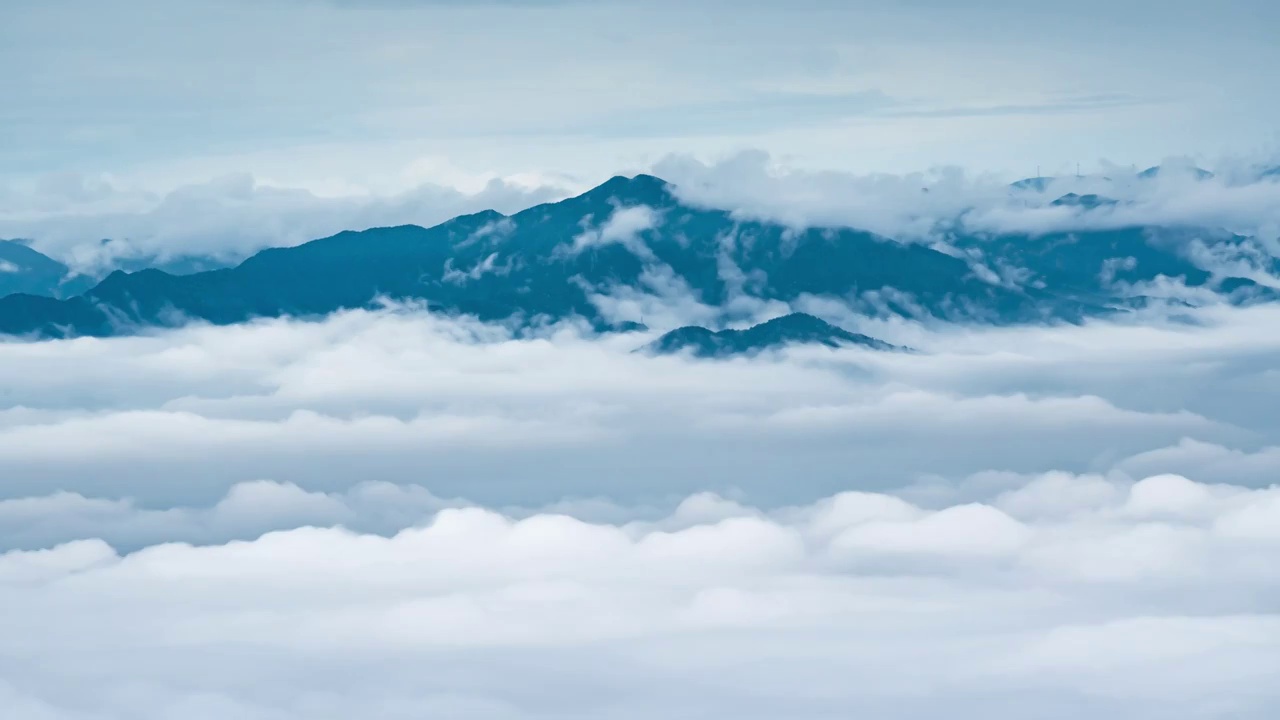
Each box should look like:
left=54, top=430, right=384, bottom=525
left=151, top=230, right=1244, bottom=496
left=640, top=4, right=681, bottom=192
left=0, top=274, right=1278, bottom=716
left=0, top=299, right=1277, bottom=508
left=656, top=151, right=1280, bottom=254
left=0, top=480, right=461, bottom=553
left=3, top=470, right=1280, bottom=718
left=580, top=262, right=721, bottom=330
left=567, top=204, right=662, bottom=261
left=442, top=252, right=516, bottom=284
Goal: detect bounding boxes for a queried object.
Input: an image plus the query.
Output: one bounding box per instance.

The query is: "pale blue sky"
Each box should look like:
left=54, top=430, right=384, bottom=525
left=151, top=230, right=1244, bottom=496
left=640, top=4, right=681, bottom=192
left=2, top=0, right=1278, bottom=193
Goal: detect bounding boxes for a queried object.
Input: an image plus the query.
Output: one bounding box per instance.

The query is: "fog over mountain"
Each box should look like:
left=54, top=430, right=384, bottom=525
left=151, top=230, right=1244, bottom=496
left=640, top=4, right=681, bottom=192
left=4, top=165, right=1279, bottom=342
left=7, top=162, right=1280, bottom=719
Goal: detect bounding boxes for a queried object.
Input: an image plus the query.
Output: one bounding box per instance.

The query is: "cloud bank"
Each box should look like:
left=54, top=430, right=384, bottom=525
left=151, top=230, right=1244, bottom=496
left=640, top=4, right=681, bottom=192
left=4, top=469, right=1280, bottom=718
left=8, top=297, right=1277, bottom=507
left=3, top=260, right=1280, bottom=717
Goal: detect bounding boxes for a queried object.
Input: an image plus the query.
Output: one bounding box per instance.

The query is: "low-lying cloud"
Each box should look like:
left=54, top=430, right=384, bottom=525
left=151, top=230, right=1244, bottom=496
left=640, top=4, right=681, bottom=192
left=0, top=298, right=1276, bottom=505
left=3, top=287, right=1280, bottom=717
left=568, top=204, right=662, bottom=260
left=3, top=469, right=1279, bottom=718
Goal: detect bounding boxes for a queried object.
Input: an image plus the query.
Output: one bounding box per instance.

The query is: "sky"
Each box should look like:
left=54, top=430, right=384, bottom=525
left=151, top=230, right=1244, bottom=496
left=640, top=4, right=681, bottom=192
left=3, top=0, right=1280, bottom=198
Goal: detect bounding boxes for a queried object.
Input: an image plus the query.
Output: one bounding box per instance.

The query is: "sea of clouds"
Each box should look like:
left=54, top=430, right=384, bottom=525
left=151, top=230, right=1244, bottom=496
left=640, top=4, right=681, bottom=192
left=7, top=0, right=1280, bottom=712
left=3, top=288, right=1280, bottom=717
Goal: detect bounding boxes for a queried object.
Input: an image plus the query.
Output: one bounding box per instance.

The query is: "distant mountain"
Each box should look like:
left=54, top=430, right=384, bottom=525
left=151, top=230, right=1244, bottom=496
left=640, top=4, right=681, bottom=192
left=1009, top=174, right=1115, bottom=193
left=608, top=320, right=649, bottom=333
left=0, top=173, right=1273, bottom=339
left=0, top=238, right=220, bottom=301
left=0, top=174, right=1066, bottom=338
left=1051, top=193, right=1116, bottom=209
left=643, top=313, right=896, bottom=357
left=1137, top=165, right=1214, bottom=181
left=956, top=227, right=1216, bottom=292
left=1010, top=176, right=1055, bottom=193
left=0, top=240, right=95, bottom=299
left=109, top=248, right=238, bottom=277
left=1012, top=164, right=1217, bottom=192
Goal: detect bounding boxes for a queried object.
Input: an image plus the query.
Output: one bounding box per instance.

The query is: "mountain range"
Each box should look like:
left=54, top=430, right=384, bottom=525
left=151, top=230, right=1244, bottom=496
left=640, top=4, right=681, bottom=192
left=0, top=240, right=97, bottom=299
left=0, top=172, right=1275, bottom=348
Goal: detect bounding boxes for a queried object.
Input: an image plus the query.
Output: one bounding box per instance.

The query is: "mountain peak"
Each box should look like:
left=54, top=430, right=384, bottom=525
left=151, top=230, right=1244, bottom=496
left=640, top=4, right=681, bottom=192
left=1051, top=193, right=1116, bottom=209
left=444, top=208, right=509, bottom=233
left=1138, top=165, right=1214, bottom=180
left=580, top=173, right=673, bottom=205
left=643, top=312, right=897, bottom=358
left=1010, top=176, right=1054, bottom=192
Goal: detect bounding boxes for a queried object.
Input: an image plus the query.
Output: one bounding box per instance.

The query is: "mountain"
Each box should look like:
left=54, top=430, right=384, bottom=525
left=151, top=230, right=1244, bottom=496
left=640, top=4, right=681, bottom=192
left=1138, top=165, right=1214, bottom=181
left=1051, top=193, right=1116, bottom=209
left=0, top=240, right=95, bottom=299
left=1010, top=176, right=1054, bottom=193
left=0, top=174, right=1068, bottom=338
left=0, top=173, right=1272, bottom=339
left=643, top=313, right=896, bottom=357
left=1013, top=164, right=1216, bottom=192
left=1010, top=175, right=1113, bottom=193
left=950, top=225, right=1278, bottom=304
left=112, top=250, right=239, bottom=277
left=0, top=239, right=228, bottom=302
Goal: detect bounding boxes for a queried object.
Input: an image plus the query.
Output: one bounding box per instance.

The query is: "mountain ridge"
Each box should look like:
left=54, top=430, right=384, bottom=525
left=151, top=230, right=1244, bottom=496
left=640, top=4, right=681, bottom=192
left=0, top=173, right=1273, bottom=340
left=0, top=240, right=97, bottom=299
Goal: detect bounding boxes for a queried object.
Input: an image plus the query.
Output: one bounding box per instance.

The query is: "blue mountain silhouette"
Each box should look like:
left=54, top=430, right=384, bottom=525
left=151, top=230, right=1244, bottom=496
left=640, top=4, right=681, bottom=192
left=644, top=313, right=898, bottom=357
left=0, top=240, right=96, bottom=299
left=0, top=174, right=1271, bottom=339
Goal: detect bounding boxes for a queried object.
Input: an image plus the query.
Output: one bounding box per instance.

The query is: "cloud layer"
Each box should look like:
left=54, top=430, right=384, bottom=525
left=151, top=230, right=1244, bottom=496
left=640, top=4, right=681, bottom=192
left=4, top=268, right=1280, bottom=717
left=4, top=469, right=1280, bottom=718
left=6, top=297, right=1278, bottom=507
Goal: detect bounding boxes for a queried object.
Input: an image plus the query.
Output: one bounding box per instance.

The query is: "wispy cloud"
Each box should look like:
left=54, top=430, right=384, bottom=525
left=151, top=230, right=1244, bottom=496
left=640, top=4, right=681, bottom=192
left=873, top=92, right=1163, bottom=119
